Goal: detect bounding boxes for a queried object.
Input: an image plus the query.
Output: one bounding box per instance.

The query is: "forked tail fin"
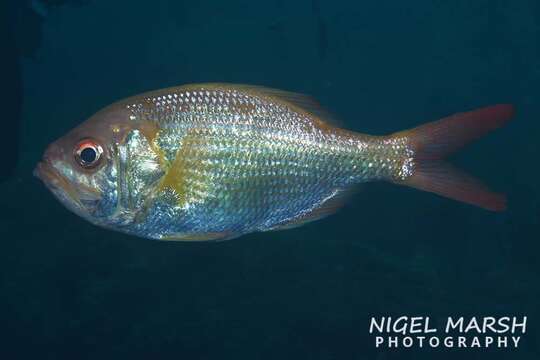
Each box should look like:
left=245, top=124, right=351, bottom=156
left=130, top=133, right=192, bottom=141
left=392, top=104, right=514, bottom=211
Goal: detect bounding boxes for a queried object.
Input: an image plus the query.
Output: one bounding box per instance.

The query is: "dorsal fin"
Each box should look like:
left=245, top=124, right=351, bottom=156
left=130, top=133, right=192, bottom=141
left=196, top=83, right=344, bottom=129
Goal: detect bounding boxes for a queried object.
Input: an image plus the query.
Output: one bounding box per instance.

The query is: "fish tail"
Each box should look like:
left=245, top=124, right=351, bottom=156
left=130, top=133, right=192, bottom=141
left=392, top=104, right=515, bottom=211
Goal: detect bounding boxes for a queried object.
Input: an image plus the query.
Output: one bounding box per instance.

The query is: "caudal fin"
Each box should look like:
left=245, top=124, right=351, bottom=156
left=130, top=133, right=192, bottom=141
left=393, top=104, right=514, bottom=211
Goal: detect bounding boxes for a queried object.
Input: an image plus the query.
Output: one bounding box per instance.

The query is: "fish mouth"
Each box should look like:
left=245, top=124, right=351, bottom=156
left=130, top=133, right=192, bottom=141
left=34, top=161, right=100, bottom=208
left=34, top=161, right=82, bottom=206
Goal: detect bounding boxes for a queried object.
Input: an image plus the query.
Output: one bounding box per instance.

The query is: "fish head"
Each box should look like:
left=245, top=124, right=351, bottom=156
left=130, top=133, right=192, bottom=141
left=34, top=105, right=160, bottom=229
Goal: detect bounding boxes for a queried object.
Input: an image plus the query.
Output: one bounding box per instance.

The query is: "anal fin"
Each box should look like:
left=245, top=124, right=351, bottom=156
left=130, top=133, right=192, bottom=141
left=161, top=231, right=236, bottom=242
left=265, top=187, right=356, bottom=232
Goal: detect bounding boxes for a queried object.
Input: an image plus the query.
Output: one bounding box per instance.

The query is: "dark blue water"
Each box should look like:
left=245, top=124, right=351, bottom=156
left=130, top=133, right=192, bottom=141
left=1, top=1, right=539, bottom=359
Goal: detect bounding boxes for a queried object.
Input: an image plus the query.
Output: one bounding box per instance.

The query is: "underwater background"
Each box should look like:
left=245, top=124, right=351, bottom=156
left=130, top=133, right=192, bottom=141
left=1, top=0, right=539, bottom=359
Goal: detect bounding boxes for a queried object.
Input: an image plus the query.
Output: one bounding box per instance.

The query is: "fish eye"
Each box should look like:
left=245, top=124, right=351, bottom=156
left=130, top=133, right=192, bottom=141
left=74, top=139, right=103, bottom=169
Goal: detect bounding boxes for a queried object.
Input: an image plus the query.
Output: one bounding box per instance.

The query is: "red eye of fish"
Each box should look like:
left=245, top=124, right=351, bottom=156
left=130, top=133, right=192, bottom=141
left=74, top=139, right=103, bottom=169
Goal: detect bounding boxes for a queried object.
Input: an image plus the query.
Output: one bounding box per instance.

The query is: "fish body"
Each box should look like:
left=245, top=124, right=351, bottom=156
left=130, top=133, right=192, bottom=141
left=35, top=84, right=513, bottom=241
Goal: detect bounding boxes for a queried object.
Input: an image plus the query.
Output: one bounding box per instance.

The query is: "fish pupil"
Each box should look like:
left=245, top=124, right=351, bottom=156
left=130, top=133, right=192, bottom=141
left=80, top=147, right=97, bottom=164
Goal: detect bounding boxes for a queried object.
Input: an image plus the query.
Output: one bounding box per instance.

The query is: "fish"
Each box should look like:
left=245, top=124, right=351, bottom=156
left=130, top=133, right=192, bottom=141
left=34, top=83, right=514, bottom=241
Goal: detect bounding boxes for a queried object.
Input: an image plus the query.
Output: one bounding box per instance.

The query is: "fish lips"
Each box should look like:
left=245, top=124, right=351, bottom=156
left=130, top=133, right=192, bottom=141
left=34, top=160, right=100, bottom=215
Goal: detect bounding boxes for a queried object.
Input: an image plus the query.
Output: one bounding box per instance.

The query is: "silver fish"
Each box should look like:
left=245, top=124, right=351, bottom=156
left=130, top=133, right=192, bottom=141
left=34, top=84, right=513, bottom=241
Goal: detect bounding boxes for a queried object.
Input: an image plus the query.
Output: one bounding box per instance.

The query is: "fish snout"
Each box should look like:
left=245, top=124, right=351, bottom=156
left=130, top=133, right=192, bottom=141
left=34, top=142, right=66, bottom=178
left=33, top=161, right=46, bottom=180
left=43, top=142, right=66, bottom=163
left=33, top=160, right=62, bottom=189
